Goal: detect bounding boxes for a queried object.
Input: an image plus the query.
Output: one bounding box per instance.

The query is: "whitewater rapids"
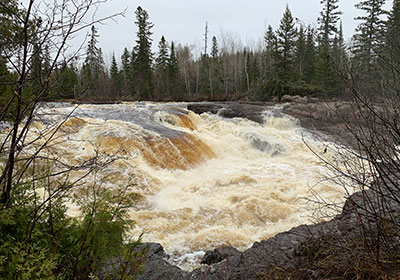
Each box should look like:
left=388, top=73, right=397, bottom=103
left=29, top=102, right=344, bottom=269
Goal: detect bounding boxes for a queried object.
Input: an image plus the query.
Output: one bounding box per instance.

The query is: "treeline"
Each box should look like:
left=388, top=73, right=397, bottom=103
left=2, top=0, right=400, bottom=103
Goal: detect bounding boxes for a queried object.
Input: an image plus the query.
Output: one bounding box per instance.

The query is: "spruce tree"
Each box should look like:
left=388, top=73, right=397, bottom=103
left=386, top=0, right=400, bottom=72
left=57, top=62, right=78, bottom=99
left=264, top=25, right=278, bottom=79
left=211, top=36, right=219, bottom=59
left=81, top=25, right=105, bottom=96
left=318, top=0, right=342, bottom=44
left=315, top=0, right=342, bottom=96
left=353, top=0, right=387, bottom=63
left=155, top=35, right=169, bottom=99
left=276, top=5, right=297, bottom=83
left=110, top=53, right=121, bottom=97
left=120, top=48, right=131, bottom=96
left=168, top=41, right=178, bottom=78
left=304, top=26, right=316, bottom=84
left=168, top=41, right=180, bottom=98
left=156, top=36, right=169, bottom=70
left=295, top=26, right=307, bottom=82
left=132, top=6, right=154, bottom=100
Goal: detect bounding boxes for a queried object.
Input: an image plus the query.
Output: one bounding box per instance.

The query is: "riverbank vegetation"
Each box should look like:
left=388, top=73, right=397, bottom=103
left=0, top=1, right=144, bottom=279
left=3, top=0, right=396, bottom=103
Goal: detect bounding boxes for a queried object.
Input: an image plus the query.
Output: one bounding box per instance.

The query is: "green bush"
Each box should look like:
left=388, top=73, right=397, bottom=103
left=0, top=172, right=144, bottom=280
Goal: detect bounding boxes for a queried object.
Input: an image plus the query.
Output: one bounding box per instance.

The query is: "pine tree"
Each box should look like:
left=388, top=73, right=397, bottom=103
left=318, top=0, right=342, bottom=45
left=132, top=6, right=154, bottom=100
left=30, top=42, right=44, bottom=96
left=332, top=21, right=347, bottom=72
left=110, top=53, right=121, bottom=97
left=304, top=26, right=316, bottom=84
left=315, top=0, right=342, bottom=96
left=155, top=35, right=169, bottom=99
left=295, top=26, right=307, bottom=82
left=156, top=36, right=169, bottom=70
left=264, top=25, right=278, bottom=79
left=57, top=62, right=78, bottom=99
left=353, top=0, right=387, bottom=64
left=211, top=36, right=219, bottom=59
left=167, top=41, right=180, bottom=98
left=276, top=5, right=297, bottom=83
left=120, top=48, right=131, bottom=97
left=168, top=42, right=178, bottom=78
left=81, top=25, right=105, bottom=96
left=386, top=0, right=400, bottom=71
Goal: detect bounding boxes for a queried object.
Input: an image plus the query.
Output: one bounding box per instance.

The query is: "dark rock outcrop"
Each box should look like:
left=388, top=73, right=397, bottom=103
left=187, top=102, right=273, bottom=124
left=201, top=247, right=242, bottom=265
left=135, top=243, right=187, bottom=280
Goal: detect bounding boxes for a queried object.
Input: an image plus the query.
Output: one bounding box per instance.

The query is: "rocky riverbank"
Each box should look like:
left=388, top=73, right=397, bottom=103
left=135, top=183, right=400, bottom=279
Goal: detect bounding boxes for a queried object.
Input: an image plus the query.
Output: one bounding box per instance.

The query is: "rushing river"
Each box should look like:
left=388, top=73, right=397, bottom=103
left=29, top=102, right=344, bottom=269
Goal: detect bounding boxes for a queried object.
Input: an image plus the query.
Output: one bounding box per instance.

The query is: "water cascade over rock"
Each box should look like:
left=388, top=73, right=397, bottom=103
left=28, top=102, right=345, bottom=269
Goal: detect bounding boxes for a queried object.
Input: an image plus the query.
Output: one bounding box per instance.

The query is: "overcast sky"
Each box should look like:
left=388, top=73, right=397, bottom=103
left=26, top=0, right=393, bottom=64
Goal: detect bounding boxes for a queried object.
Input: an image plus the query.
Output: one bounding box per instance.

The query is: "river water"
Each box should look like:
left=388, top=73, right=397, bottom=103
left=30, top=102, right=344, bottom=269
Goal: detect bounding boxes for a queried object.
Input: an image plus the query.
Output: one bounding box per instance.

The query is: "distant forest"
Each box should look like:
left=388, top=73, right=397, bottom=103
left=1, top=0, right=400, bottom=102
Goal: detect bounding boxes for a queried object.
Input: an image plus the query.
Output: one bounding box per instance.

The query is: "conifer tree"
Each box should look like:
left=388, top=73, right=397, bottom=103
left=211, top=36, right=219, bottom=59
left=276, top=5, right=297, bottom=83
left=81, top=25, right=105, bottom=96
left=304, top=26, right=317, bottom=84
left=168, top=41, right=180, bottom=98
left=110, top=53, right=121, bottom=97
left=332, top=21, right=347, bottom=71
left=168, top=42, right=179, bottom=78
left=353, top=0, right=387, bottom=64
left=295, top=25, right=307, bottom=82
left=318, top=0, right=342, bottom=45
left=156, top=36, right=169, bottom=70
left=155, top=35, right=169, bottom=99
left=386, top=0, right=400, bottom=72
left=209, top=36, right=222, bottom=98
left=57, top=62, right=78, bottom=99
left=315, top=0, right=342, bottom=96
left=264, top=25, right=278, bottom=79
left=120, top=48, right=131, bottom=96
left=132, top=6, right=154, bottom=99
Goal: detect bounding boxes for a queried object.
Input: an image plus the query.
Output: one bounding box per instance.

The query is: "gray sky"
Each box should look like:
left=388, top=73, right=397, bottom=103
left=92, top=0, right=392, bottom=63
left=24, top=0, right=393, bottom=63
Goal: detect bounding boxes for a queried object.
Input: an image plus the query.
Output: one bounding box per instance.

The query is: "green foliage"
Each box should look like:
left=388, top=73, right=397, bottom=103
left=0, top=168, right=144, bottom=279
left=276, top=5, right=297, bottom=83
left=110, top=53, right=122, bottom=98
left=0, top=0, right=23, bottom=54
left=132, top=6, right=154, bottom=100
left=81, top=26, right=106, bottom=97
left=256, top=77, right=322, bottom=101
left=318, top=0, right=342, bottom=43
left=54, top=62, right=78, bottom=99
left=353, top=0, right=387, bottom=59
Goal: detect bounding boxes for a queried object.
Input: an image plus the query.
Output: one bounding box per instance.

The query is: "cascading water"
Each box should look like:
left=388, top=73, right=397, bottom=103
left=25, top=102, right=345, bottom=269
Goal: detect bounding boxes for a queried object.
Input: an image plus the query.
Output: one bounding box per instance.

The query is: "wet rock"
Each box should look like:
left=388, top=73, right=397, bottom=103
left=187, top=103, right=222, bottom=115
left=201, top=247, right=241, bottom=265
left=135, top=243, right=187, bottom=280
left=280, top=94, right=294, bottom=102
left=187, top=102, right=272, bottom=124
left=280, top=95, right=308, bottom=103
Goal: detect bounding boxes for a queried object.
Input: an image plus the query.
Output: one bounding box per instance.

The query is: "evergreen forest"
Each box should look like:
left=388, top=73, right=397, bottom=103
left=2, top=1, right=399, bottom=103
